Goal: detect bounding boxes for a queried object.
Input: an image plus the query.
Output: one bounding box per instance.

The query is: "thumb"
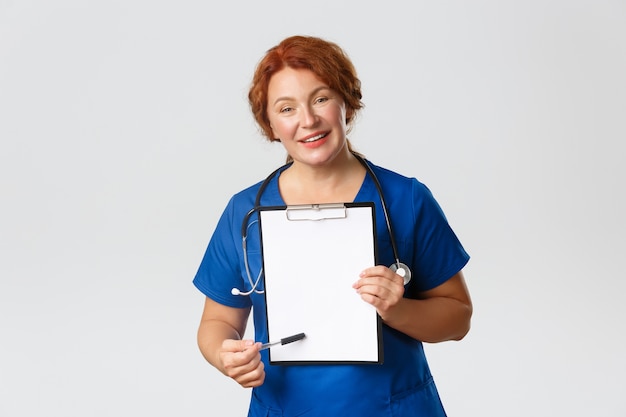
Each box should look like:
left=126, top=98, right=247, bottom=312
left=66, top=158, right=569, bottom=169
left=223, top=338, right=257, bottom=352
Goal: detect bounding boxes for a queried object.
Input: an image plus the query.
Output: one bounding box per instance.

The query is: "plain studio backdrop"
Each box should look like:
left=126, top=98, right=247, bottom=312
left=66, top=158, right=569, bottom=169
left=1, top=1, right=624, bottom=416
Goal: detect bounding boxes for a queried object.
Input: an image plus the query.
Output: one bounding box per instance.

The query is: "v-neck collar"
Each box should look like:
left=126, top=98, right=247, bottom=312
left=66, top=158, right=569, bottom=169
left=265, top=162, right=377, bottom=205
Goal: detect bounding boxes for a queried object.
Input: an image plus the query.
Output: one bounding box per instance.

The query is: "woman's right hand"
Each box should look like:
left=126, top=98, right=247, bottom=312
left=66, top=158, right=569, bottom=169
left=219, top=339, right=265, bottom=388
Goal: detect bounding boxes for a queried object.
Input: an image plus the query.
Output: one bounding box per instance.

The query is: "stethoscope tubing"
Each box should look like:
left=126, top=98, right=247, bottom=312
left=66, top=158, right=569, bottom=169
left=234, top=154, right=411, bottom=296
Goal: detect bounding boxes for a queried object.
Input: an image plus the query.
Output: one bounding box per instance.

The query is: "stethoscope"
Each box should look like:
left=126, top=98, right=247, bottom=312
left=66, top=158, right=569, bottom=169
left=231, top=153, right=412, bottom=296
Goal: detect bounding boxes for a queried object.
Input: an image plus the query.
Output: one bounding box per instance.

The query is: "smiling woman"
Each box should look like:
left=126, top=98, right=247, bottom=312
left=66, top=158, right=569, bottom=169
left=266, top=67, right=352, bottom=173
left=192, top=35, right=472, bottom=417
left=248, top=36, right=363, bottom=142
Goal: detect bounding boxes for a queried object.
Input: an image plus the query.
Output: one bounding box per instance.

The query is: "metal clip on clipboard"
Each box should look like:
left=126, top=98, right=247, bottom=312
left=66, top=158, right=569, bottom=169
left=285, top=203, right=347, bottom=221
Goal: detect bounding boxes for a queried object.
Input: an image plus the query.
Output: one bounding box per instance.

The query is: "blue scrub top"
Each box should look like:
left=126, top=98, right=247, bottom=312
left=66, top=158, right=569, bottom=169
left=194, top=161, right=470, bottom=417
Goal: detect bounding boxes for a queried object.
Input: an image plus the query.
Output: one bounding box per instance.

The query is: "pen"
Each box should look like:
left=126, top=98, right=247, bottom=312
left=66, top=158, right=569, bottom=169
left=260, top=333, right=306, bottom=350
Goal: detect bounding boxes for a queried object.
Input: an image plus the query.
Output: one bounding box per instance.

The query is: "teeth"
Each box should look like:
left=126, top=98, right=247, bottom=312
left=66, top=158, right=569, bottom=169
left=304, top=134, right=325, bottom=143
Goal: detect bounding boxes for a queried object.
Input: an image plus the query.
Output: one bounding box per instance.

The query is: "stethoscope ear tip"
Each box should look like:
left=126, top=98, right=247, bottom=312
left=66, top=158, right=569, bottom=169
left=231, top=288, right=241, bottom=296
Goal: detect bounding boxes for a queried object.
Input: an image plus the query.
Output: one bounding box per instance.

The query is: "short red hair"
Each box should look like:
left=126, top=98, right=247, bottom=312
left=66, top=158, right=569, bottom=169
left=248, top=35, right=364, bottom=142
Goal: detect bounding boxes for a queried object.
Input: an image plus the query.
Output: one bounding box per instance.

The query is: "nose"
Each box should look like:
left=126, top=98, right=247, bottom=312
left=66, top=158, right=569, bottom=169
left=300, top=104, right=319, bottom=128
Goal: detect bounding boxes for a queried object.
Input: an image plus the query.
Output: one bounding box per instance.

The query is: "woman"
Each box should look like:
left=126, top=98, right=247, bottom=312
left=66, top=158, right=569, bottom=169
left=193, top=35, right=472, bottom=416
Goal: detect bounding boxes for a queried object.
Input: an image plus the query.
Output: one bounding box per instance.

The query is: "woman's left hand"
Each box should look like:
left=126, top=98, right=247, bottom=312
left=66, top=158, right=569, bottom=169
left=353, top=265, right=405, bottom=319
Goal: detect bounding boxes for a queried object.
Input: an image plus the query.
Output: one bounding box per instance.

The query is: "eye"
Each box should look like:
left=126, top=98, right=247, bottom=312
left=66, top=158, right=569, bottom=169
left=314, top=96, right=329, bottom=104
left=279, top=106, right=294, bottom=113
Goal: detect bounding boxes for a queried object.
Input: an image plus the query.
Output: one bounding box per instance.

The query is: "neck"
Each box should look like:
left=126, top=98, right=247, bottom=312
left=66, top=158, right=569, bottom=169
left=279, top=151, right=366, bottom=205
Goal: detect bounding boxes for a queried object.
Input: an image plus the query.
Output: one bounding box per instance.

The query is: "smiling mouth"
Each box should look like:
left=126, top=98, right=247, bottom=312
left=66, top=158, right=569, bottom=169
left=303, top=133, right=328, bottom=143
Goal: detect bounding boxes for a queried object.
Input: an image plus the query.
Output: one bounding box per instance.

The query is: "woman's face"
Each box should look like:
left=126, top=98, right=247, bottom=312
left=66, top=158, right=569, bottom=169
left=266, top=67, right=351, bottom=167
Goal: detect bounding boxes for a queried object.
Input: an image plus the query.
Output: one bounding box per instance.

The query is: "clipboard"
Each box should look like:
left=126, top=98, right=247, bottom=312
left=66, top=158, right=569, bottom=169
left=258, top=202, right=383, bottom=365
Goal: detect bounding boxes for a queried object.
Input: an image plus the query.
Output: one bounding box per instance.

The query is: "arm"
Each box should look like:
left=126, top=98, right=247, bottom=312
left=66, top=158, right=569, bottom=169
left=353, top=268, right=472, bottom=343
left=197, top=297, right=265, bottom=387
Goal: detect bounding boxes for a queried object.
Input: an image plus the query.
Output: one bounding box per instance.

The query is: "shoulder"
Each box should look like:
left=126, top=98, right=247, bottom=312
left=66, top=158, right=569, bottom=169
left=367, top=161, right=431, bottom=197
left=231, top=180, right=264, bottom=204
left=368, top=163, right=411, bottom=182
left=366, top=161, right=443, bottom=223
left=210, top=180, right=265, bottom=231
left=229, top=164, right=288, bottom=209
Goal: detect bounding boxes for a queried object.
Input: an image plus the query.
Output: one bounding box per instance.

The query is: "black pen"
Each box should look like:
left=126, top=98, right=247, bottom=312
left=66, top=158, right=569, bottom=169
left=260, top=333, right=306, bottom=350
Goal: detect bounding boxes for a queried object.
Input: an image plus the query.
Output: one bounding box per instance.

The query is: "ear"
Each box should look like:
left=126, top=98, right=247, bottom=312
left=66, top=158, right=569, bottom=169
left=269, top=125, right=280, bottom=141
left=345, top=107, right=355, bottom=124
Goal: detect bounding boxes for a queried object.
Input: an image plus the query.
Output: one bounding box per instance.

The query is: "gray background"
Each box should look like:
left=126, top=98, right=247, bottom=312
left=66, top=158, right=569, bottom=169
left=1, top=1, right=625, bottom=416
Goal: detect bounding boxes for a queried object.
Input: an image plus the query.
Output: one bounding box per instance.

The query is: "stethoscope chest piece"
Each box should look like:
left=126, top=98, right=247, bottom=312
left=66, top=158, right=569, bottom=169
left=390, top=262, right=412, bottom=286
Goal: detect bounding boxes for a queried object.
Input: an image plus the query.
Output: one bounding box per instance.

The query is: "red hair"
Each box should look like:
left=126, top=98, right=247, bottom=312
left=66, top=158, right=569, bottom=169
left=248, top=35, right=364, bottom=142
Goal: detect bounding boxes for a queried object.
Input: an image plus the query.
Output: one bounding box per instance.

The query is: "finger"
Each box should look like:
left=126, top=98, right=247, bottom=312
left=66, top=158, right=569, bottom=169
left=357, top=286, right=404, bottom=313
left=223, top=349, right=261, bottom=377
left=355, top=276, right=404, bottom=294
left=220, top=341, right=262, bottom=375
left=222, top=339, right=257, bottom=353
left=359, top=266, right=404, bottom=285
left=356, top=279, right=405, bottom=307
left=237, top=361, right=266, bottom=388
left=228, top=353, right=265, bottom=387
left=222, top=345, right=260, bottom=368
left=356, top=282, right=395, bottom=300
left=359, top=265, right=389, bottom=278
